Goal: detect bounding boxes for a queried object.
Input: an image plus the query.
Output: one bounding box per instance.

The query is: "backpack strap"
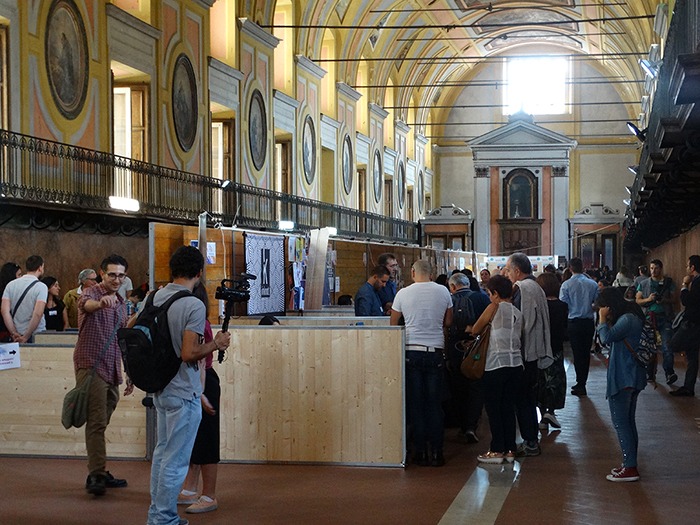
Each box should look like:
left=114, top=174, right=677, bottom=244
left=160, top=290, right=193, bottom=310
left=10, top=279, right=41, bottom=318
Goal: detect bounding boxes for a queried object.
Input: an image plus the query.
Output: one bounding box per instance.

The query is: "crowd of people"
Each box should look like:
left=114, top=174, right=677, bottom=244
left=4, top=248, right=700, bottom=522
left=354, top=251, right=700, bottom=484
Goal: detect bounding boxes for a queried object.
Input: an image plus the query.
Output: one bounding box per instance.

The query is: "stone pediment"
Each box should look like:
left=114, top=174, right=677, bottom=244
left=468, top=112, right=577, bottom=150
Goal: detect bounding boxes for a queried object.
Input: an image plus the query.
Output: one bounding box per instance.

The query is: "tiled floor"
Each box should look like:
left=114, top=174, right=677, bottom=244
left=1, top=348, right=699, bottom=524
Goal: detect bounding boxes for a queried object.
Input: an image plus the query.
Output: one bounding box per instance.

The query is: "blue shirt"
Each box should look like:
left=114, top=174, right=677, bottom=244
left=354, top=282, right=384, bottom=316
left=559, top=273, right=599, bottom=320
left=377, top=279, right=397, bottom=309
left=596, top=313, right=647, bottom=398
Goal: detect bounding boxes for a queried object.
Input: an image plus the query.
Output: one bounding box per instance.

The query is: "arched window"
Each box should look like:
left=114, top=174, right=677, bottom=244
left=503, top=169, right=537, bottom=219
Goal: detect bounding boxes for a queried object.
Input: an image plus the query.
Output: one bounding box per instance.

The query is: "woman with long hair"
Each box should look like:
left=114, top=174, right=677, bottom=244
left=41, top=276, right=68, bottom=331
left=536, top=272, right=568, bottom=430
left=594, top=287, right=647, bottom=482
left=0, top=262, right=22, bottom=341
left=469, top=274, right=523, bottom=464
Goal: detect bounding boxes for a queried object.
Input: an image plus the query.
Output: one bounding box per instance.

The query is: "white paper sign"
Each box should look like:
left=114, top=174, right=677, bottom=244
left=0, top=343, right=20, bottom=371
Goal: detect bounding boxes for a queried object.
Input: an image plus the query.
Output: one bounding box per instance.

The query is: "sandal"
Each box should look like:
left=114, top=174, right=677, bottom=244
left=477, top=451, right=505, bottom=464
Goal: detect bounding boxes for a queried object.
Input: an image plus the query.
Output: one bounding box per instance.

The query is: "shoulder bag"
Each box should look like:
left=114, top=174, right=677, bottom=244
left=62, top=312, right=122, bottom=429
left=458, top=323, right=491, bottom=380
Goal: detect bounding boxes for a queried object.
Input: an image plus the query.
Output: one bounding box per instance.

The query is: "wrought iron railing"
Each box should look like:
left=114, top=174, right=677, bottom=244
left=0, top=129, right=419, bottom=243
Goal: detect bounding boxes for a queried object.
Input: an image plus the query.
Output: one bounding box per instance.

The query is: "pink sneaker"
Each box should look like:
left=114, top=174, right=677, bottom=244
left=606, top=467, right=640, bottom=482
left=186, top=496, right=218, bottom=514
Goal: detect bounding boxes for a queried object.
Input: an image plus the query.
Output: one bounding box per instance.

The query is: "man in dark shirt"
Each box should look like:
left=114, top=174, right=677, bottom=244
left=377, top=253, right=399, bottom=314
left=670, top=255, right=700, bottom=396
left=354, top=266, right=389, bottom=316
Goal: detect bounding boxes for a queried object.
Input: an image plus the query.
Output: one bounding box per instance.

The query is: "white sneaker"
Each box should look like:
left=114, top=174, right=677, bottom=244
left=543, top=412, right=561, bottom=429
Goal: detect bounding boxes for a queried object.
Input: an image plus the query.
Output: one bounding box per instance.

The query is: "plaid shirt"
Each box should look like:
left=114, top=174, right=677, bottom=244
left=73, top=283, right=127, bottom=386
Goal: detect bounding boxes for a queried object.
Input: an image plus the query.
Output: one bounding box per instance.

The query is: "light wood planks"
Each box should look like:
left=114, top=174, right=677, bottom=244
left=219, top=326, right=405, bottom=466
left=0, top=345, right=147, bottom=458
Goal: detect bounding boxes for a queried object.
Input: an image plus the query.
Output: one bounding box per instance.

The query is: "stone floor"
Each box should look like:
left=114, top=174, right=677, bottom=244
left=1, top=349, right=699, bottom=524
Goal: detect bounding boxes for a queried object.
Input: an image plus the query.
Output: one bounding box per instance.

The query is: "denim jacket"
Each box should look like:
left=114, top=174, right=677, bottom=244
left=596, top=313, right=647, bottom=398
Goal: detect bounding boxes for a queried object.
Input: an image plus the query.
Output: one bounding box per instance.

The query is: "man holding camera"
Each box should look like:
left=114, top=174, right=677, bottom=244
left=147, top=246, right=230, bottom=525
left=635, top=259, right=677, bottom=385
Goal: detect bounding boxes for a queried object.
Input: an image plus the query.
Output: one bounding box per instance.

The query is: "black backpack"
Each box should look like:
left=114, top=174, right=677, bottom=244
left=117, top=290, right=192, bottom=393
left=449, top=290, right=476, bottom=342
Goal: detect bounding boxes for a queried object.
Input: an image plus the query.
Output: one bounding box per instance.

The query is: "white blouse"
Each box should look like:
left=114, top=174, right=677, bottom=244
left=485, top=302, right=524, bottom=371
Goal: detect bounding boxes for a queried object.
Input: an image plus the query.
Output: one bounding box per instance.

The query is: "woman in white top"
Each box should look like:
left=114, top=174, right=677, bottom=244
left=468, top=274, right=524, bottom=464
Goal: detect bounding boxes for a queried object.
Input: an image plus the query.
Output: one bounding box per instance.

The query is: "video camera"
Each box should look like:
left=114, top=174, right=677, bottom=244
left=215, top=274, right=256, bottom=303
left=216, top=273, right=256, bottom=363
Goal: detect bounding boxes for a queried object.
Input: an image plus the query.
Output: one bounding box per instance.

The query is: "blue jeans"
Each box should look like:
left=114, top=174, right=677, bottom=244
left=482, top=366, right=522, bottom=454
left=405, top=350, right=445, bottom=453
left=147, top=394, right=202, bottom=525
left=651, top=315, right=675, bottom=377
left=608, top=388, right=641, bottom=468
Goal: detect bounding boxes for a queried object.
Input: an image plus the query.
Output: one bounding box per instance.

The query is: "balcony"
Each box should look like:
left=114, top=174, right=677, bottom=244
left=0, top=129, right=418, bottom=244
left=625, top=0, right=700, bottom=250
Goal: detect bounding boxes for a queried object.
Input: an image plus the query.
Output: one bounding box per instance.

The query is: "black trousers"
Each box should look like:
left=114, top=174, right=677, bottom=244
left=568, top=318, right=595, bottom=387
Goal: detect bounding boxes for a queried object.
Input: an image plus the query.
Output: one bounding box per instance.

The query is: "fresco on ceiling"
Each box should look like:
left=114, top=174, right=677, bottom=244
left=455, top=0, right=573, bottom=11
left=475, top=9, right=578, bottom=34
left=485, top=30, right=583, bottom=51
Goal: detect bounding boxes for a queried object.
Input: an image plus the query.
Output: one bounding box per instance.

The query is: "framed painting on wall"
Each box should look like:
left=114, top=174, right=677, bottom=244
left=397, top=160, right=406, bottom=209
left=248, top=89, right=267, bottom=170
left=45, top=0, right=89, bottom=120
left=342, top=133, right=353, bottom=194
left=373, top=149, right=382, bottom=203
left=172, top=53, right=198, bottom=152
left=302, top=115, right=316, bottom=184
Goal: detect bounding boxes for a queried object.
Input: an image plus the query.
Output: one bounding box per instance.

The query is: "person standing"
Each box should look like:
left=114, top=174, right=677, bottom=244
left=147, top=246, right=230, bottom=525
left=42, top=276, right=69, bottom=331
left=504, top=253, right=553, bottom=458
left=595, top=287, right=646, bottom=482
left=354, top=266, right=390, bottom=316
left=75, top=254, right=131, bottom=496
left=391, top=259, right=452, bottom=467
left=635, top=259, right=677, bottom=384
left=377, top=253, right=400, bottom=314
left=64, top=269, right=98, bottom=328
left=670, top=255, right=700, bottom=397
left=536, top=272, right=568, bottom=430
left=472, top=275, right=523, bottom=464
left=1, top=255, right=48, bottom=343
left=559, top=257, right=599, bottom=396
left=0, top=262, right=22, bottom=342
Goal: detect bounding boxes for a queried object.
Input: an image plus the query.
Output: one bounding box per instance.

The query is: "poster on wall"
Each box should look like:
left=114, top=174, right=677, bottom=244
left=245, top=233, right=285, bottom=314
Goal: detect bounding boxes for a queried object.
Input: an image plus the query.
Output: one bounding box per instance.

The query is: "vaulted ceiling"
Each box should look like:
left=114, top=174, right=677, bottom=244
left=255, top=0, right=660, bottom=142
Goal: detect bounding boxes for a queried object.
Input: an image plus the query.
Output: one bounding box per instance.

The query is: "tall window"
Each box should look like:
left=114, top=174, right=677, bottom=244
left=504, top=57, right=568, bottom=115
left=212, top=120, right=234, bottom=214
left=0, top=25, right=8, bottom=130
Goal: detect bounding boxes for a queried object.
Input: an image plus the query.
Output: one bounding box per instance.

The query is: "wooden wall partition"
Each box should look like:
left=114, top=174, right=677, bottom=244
left=0, top=345, right=147, bottom=458
left=219, top=326, right=405, bottom=466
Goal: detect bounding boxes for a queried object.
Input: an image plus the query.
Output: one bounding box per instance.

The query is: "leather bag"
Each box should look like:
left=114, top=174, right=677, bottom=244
left=458, top=323, right=491, bottom=380
left=61, top=374, right=92, bottom=429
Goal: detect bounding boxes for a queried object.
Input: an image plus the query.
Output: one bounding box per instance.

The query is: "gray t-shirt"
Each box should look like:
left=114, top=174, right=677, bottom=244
left=2, top=275, right=48, bottom=336
left=152, top=283, right=206, bottom=399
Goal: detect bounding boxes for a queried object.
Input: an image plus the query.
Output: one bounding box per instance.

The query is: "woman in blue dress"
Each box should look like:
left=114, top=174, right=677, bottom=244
left=595, top=287, right=647, bottom=482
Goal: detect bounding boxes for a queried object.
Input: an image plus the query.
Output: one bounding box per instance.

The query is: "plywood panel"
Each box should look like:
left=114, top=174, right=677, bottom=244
left=0, top=345, right=147, bottom=458
left=219, top=326, right=404, bottom=465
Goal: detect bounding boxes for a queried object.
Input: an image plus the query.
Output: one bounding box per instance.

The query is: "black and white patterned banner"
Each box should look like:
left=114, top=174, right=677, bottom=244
left=244, top=233, right=285, bottom=314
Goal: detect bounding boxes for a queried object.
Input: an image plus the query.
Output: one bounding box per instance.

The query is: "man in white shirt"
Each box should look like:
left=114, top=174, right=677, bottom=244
left=1, top=255, right=48, bottom=343
left=391, top=259, right=453, bottom=467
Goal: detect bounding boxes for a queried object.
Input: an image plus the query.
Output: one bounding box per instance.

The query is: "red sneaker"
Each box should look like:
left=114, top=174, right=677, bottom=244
left=606, top=467, right=640, bottom=482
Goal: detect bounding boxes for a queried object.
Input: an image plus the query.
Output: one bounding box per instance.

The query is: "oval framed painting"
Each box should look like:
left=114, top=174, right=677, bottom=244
left=373, top=149, right=382, bottom=203
left=342, top=133, right=353, bottom=194
left=45, top=0, right=89, bottom=120
left=248, top=89, right=267, bottom=170
left=172, top=53, right=198, bottom=152
left=302, top=115, right=316, bottom=184
left=397, top=160, right=406, bottom=209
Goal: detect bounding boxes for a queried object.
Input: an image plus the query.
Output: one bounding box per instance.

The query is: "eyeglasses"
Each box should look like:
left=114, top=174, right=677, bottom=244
left=106, top=273, right=127, bottom=281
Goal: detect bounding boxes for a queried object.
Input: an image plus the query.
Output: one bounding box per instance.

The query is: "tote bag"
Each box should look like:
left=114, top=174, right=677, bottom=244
left=459, top=323, right=491, bottom=380
left=61, top=373, right=92, bottom=429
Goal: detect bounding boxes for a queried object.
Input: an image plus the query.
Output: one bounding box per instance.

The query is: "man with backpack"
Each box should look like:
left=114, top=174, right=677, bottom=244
left=74, top=254, right=131, bottom=496
left=146, top=246, right=230, bottom=525
left=446, top=272, right=490, bottom=443
left=1, top=255, right=48, bottom=343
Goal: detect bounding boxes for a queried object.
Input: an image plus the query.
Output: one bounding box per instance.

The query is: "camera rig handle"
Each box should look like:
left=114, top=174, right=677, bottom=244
left=217, top=273, right=257, bottom=363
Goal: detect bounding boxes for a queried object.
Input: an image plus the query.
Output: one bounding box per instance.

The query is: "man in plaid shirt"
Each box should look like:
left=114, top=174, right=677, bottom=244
left=74, top=254, right=133, bottom=496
